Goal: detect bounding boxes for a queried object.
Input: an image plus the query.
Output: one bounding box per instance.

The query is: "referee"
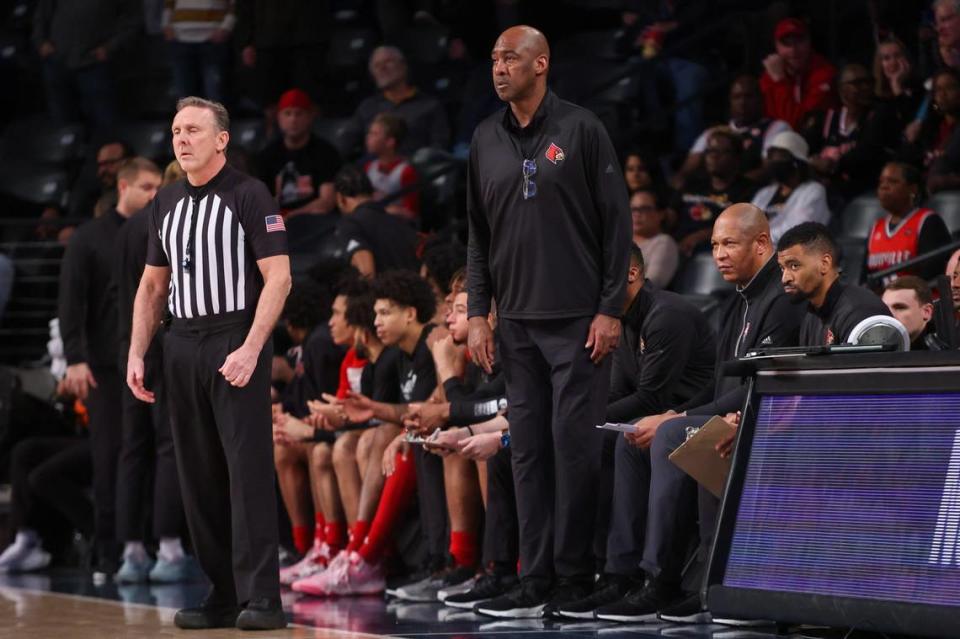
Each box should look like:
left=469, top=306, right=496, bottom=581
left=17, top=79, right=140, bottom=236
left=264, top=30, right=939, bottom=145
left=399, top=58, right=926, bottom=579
left=467, top=26, right=631, bottom=617
left=127, top=97, right=291, bottom=631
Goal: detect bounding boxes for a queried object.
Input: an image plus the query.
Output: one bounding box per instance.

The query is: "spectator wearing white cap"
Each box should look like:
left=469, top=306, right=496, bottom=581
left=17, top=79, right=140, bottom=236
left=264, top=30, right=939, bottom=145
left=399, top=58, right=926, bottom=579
left=751, top=131, right=831, bottom=243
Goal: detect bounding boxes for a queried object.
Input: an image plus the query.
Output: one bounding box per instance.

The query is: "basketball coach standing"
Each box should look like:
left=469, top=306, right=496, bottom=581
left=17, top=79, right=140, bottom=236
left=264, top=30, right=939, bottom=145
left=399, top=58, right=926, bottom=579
left=127, top=97, right=291, bottom=631
left=467, top=26, right=631, bottom=618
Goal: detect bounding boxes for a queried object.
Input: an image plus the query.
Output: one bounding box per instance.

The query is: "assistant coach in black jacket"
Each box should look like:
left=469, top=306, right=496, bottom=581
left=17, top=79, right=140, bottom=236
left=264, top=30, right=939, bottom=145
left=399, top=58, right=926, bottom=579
left=467, top=26, right=631, bottom=618
left=559, top=244, right=717, bottom=619
left=114, top=165, right=191, bottom=584
left=58, top=157, right=161, bottom=575
left=594, top=204, right=801, bottom=624
left=777, top=222, right=892, bottom=345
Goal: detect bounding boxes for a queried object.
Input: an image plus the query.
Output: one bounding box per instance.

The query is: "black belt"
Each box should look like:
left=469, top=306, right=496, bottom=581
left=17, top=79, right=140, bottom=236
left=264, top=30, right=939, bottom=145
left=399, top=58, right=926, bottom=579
left=168, top=310, right=253, bottom=333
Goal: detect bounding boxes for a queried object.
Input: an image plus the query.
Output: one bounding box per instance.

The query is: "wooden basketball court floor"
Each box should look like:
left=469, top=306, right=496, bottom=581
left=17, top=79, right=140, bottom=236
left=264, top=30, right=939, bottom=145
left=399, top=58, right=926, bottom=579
left=0, top=570, right=833, bottom=638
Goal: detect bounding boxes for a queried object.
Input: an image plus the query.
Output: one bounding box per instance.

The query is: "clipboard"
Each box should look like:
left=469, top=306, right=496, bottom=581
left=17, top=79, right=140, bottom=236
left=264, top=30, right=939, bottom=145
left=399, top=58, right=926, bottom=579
left=668, top=415, right=735, bottom=498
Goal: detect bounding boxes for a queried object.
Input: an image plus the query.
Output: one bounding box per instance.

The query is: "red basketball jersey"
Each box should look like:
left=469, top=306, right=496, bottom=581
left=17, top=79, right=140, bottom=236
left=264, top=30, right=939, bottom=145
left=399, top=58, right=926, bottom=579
left=866, top=208, right=937, bottom=282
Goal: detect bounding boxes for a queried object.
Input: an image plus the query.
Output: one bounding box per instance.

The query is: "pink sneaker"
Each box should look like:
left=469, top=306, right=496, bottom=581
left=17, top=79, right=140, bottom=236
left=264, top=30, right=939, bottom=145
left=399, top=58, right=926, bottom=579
left=292, top=551, right=385, bottom=597
left=292, top=550, right=349, bottom=596
left=328, top=551, right=385, bottom=596
left=280, top=541, right=330, bottom=586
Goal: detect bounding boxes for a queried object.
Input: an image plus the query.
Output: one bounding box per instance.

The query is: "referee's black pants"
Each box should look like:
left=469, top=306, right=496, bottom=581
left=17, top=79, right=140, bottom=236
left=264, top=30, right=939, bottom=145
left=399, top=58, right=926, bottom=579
left=498, top=316, right=611, bottom=584
left=164, top=319, right=280, bottom=605
left=87, top=366, right=123, bottom=552
left=117, top=341, right=184, bottom=543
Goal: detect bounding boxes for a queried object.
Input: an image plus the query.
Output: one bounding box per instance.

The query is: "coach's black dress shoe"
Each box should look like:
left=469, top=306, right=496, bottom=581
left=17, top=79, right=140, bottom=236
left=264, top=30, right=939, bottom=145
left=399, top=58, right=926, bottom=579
left=173, top=602, right=241, bottom=629
left=236, top=597, right=287, bottom=630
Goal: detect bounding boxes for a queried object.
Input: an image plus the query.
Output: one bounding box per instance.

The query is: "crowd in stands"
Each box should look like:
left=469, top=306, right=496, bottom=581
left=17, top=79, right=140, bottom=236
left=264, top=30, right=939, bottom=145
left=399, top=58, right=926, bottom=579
left=4, top=0, right=960, bottom=630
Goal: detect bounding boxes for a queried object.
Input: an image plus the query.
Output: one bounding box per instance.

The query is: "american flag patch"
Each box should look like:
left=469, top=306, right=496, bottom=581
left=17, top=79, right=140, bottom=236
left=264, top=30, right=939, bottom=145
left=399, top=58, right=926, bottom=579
left=265, top=214, right=285, bottom=232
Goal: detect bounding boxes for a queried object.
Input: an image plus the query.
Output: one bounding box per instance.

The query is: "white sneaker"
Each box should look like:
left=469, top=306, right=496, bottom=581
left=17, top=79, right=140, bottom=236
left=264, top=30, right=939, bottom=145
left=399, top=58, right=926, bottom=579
left=13, top=546, right=51, bottom=573
left=0, top=532, right=44, bottom=573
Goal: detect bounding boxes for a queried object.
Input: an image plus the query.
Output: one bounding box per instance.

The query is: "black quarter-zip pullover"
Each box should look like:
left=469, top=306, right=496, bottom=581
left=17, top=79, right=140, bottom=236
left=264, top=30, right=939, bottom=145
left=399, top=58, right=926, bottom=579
left=800, top=279, right=891, bottom=346
left=466, top=90, right=631, bottom=320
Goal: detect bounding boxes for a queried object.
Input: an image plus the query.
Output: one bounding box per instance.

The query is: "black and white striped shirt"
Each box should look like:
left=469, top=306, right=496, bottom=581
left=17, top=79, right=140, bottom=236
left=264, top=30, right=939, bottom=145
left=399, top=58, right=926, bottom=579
left=146, top=165, right=287, bottom=321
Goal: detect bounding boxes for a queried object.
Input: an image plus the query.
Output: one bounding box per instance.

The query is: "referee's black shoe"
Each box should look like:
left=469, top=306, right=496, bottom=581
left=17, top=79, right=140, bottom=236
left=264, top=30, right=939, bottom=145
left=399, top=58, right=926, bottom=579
left=173, top=593, right=240, bottom=630
left=236, top=598, right=287, bottom=630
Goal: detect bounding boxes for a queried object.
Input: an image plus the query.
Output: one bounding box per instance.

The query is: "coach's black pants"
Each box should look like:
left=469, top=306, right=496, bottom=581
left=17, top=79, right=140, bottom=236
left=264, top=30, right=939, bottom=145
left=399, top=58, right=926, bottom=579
left=87, top=366, right=123, bottom=549
left=638, top=415, right=702, bottom=584
left=483, top=445, right=518, bottom=570
left=164, top=320, right=280, bottom=605
left=604, top=435, right=651, bottom=577
left=412, top=446, right=449, bottom=569
left=10, top=436, right=93, bottom=541
left=117, top=343, right=184, bottom=543
left=499, top=316, right=611, bottom=582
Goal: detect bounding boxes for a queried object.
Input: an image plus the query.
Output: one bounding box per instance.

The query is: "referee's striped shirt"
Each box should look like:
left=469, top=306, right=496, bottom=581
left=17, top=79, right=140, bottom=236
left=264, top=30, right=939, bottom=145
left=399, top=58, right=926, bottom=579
left=146, top=165, right=287, bottom=321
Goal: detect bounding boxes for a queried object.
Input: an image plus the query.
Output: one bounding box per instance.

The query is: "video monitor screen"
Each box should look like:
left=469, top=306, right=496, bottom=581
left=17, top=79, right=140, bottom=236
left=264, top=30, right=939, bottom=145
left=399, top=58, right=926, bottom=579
left=722, top=392, right=960, bottom=607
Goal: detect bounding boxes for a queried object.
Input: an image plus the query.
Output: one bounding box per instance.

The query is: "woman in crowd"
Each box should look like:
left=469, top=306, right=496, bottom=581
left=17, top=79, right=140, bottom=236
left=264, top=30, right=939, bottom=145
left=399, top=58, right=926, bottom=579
left=867, top=161, right=951, bottom=284
left=751, top=131, right=831, bottom=243
left=629, top=189, right=678, bottom=288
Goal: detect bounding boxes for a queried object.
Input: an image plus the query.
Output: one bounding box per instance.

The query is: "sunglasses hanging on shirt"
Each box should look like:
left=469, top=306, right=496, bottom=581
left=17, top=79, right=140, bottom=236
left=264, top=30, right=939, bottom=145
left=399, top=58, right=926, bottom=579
left=522, top=159, right=537, bottom=200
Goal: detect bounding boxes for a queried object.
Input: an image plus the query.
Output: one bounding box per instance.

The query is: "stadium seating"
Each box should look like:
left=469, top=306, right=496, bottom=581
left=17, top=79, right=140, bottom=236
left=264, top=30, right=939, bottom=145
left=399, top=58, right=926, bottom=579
left=673, top=252, right=733, bottom=298
left=838, top=237, right=866, bottom=285
left=411, top=147, right=464, bottom=232
left=840, top=194, right=883, bottom=240
left=398, top=23, right=450, bottom=66
left=313, top=117, right=362, bottom=161
left=115, top=121, right=173, bottom=164
left=926, top=191, right=960, bottom=238
left=0, top=119, right=85, bottom=166
left=553, top=29, right=627, bottom=62
left=230, top=118, right=266, bottom=154
left=326, top=27, right=378, bottom=72
left=0, top=165, right=69, bottom=209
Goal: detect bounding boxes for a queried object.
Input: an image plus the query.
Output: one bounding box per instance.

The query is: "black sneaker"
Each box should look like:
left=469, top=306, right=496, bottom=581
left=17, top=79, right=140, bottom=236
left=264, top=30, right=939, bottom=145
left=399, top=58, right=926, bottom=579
left=542, top=577, right=592, bottom=619
left=445, top=572, right=518, bottom=609
left=235, top=597, right=287, bottom=630
left=475, top=578, right=551, bottom=618
left=658, top=591, right=712, bottom=624
left=174, top=592, right=241, bottom=630
left=556, top=574, right=634, bottom=620
left=595, top=579, right=682, bottom=623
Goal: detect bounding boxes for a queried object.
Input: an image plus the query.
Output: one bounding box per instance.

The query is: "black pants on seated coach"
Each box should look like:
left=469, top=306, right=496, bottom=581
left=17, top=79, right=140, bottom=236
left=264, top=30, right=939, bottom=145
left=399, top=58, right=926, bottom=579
left=498, top=316, right=611, bottom=583
left=163, top=318, right=280, bottom=605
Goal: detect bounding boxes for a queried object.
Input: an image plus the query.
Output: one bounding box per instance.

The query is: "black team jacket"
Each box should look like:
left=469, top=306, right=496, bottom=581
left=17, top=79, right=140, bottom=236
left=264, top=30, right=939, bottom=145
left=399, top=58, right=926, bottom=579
left=466, top=90, right=631, bottom=321
left=59, top=209, right=125, bottom=370
left=799, top=280, right=892, bottom=346
left=681, top=256, right=801, bottom=417
left=444, top=360, right=507, bottom=427
left=607, top=283, right=716, bottom=423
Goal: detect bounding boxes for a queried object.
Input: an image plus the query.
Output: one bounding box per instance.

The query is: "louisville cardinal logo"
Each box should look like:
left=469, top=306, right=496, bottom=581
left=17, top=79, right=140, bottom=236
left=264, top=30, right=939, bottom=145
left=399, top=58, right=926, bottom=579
left=825, top=328, right=835, bottom=345
left=545, top=142, right=565, bottom=164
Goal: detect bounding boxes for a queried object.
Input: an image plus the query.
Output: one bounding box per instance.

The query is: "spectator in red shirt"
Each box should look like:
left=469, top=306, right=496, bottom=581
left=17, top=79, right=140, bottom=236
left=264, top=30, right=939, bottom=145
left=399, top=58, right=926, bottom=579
left=364, top=113, right=420, bottom=223
left=760, top=17, right=836, bottom=129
